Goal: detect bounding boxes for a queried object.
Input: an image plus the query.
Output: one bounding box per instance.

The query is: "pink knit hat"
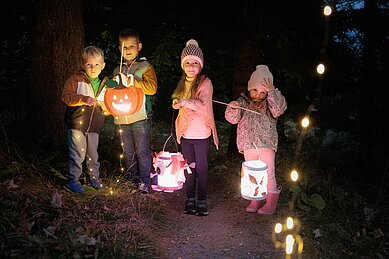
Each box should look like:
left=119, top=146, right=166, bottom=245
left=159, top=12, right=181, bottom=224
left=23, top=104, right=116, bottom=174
left=248, top=65, right=273, bottom=92
left=181, top=39, right=204, bottom=69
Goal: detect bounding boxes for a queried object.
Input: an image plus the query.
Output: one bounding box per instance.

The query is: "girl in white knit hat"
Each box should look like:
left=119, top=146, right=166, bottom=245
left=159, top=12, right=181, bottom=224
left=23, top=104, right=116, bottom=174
left=172, top=39, right=219, bottom=216
left=225, top=65, right=287, bottom=215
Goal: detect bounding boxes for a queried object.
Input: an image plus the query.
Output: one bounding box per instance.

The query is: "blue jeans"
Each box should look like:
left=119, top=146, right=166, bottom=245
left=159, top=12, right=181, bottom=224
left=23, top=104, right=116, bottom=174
left=67, top=129, right=100, bottom=182
left=119, top=118, right=152, bottom=186
left=180, top=137, right=211, bottom=200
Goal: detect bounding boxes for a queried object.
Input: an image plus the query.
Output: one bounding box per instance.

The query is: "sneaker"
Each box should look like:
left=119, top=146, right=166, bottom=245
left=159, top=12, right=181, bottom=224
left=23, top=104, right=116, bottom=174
left=184, top=198, right=196, bottom=214
left=66, top=181, right=85, bottom=194
left=90, top=178, right=104, bottom=190
left=196, top=200, right=209, bottom=216
left=138, top=183, right=149, bottom=194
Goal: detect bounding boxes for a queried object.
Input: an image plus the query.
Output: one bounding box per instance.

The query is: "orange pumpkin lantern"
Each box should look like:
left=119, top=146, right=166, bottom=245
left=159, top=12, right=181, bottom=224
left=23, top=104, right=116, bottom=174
left=104, top=75, right=145, bottom=117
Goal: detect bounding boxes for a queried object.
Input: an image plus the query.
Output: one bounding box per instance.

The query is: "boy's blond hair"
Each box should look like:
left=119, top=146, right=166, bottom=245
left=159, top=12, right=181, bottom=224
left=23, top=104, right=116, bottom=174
left=81, top=46, right=104, bottom=63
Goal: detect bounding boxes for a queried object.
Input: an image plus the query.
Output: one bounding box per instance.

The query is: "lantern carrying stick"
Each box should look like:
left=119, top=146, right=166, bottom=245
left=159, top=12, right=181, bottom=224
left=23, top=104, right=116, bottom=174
left=119, top=41, right=124, bottom=74
left=212, top=100, right=261, bottom=115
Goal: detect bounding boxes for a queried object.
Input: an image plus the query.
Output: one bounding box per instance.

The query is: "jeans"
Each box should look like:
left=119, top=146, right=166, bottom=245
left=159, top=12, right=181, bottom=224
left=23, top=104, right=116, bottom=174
left=180, top=136, right=211, bottom=200
left=119, top=118, right=152, bottom=186
left=67, top=129, right=100, bottom=182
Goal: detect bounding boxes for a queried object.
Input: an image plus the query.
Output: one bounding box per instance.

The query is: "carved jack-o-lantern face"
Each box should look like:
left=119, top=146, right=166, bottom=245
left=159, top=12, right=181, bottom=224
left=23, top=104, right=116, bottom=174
left=104, top=86, right=144, bottom=117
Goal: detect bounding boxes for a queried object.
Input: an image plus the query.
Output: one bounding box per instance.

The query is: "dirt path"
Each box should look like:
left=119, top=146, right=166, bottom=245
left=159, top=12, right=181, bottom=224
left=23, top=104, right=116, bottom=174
left=153, top=182, right=284, bottom=258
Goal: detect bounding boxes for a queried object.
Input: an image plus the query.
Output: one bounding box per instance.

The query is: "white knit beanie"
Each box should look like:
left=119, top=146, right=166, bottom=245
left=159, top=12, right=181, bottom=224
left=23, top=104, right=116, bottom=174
left=247, top=65, right=273, bottom=91
left=181, top=39, right=204, bottom=69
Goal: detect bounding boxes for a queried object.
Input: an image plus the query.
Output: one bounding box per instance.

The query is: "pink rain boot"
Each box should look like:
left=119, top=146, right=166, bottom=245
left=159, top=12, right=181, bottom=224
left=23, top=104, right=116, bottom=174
left=245, top=200, right=263, bottom=213
left=258, top=186, right=282, bottom=215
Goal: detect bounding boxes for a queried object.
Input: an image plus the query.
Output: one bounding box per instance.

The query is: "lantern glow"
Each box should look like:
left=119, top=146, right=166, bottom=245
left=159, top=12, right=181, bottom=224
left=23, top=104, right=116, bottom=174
left=240, top=160, right=268, bottom=200
left=150, top=151, right=193, bottom=192
left=104, top=87, right=144, bottom=117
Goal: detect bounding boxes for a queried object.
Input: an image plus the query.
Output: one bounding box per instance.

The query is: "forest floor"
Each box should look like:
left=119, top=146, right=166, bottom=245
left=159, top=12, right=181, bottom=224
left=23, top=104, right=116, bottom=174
left=152, top=183, right=285, bottom=259
left=5, top=119, right=384, bottom=258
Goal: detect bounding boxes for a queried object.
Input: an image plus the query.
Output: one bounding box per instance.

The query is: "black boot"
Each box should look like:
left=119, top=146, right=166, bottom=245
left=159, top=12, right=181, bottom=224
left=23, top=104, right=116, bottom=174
left=196, top=200, right=209, bottom=216
left=184, top=198, right=196, bottom=214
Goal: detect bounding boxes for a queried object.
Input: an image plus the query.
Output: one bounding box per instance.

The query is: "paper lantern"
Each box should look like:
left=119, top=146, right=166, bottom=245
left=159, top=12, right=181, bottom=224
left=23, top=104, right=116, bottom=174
left=240, top=160, right=268, bottom=200
left=150, top=151, right=193, bottom=193
left=104, top=75, right=144, bottom=117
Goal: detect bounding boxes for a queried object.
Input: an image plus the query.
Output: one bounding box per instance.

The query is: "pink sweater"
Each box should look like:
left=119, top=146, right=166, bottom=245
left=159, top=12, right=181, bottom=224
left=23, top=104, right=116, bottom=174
left=173, top=77, right=219, bottom=150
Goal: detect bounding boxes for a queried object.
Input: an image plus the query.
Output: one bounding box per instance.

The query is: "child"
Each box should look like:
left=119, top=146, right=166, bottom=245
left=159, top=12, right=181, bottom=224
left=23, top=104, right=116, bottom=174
left=112, top=28, right=158, bottom=194
left=172, top=39, right=219, bottom=216
left=61, top=46, right=108, bottom=194
left=225, top=65, right=287, bottom=215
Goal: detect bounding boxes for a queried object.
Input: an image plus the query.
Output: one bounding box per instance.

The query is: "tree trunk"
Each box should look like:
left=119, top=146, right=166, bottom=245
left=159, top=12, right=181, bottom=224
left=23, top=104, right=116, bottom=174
left=26, top=0, right=84, bottom=149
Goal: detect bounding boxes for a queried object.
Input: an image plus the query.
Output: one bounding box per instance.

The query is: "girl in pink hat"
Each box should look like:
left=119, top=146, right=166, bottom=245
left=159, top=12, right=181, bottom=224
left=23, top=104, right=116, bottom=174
left=225, top=65, right=287, bottom=215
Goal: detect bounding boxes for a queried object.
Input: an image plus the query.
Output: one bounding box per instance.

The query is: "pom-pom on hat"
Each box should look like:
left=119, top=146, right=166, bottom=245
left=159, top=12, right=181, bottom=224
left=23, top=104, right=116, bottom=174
left=181, top=39, right=204, bottom=69
left=248, top=65, right=273, bottom=92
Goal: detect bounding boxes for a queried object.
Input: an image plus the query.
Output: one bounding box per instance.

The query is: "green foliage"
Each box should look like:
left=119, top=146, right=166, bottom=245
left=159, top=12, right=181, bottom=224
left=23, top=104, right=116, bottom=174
left=289, top=184, right=326, bottom=215
left=149, top=28, right=183, bottom=122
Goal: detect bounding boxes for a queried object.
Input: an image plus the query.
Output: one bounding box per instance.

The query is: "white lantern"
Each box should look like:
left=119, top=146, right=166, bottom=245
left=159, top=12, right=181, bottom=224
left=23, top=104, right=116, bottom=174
left=240, top=160, right=268, bottom=200
left=150, top=151, right=192, bottom=193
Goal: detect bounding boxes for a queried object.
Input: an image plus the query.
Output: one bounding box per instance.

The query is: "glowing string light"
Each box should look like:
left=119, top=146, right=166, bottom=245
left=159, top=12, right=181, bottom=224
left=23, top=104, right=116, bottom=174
left=323, top=5, right=332, bottom=16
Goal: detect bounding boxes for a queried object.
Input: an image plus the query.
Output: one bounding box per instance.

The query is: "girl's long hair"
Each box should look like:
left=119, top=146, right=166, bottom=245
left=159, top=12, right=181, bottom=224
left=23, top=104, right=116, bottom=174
left=172, top=71, right=207, bottom=100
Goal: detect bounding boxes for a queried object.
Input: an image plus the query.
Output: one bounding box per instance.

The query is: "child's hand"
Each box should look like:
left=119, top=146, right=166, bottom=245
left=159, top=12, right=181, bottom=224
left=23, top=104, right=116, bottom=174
left=172, top=99, right=181, bottom=109
left=228, top=101, right=240, bottom=109
left=85, top=96, right=97, bottom=106
left=261, top=78, right=275, bottom=91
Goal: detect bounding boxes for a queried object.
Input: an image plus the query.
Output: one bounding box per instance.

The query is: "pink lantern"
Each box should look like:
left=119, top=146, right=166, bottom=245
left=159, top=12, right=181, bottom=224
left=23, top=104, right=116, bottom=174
left=150, top=151, right=194, bottom=192
left=240, top=160, right=268, bottom=200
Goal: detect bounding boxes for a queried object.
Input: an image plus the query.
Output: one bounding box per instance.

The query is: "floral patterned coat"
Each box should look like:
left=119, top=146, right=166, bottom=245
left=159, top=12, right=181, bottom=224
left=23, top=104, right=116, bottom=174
left=225, top=89, right=287, bottom=153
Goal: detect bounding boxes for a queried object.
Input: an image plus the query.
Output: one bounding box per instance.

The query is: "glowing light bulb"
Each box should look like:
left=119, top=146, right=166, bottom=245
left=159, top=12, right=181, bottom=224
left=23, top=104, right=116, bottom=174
left=287, top=217, right=294, bottom=229
left=316, top=63, right=325, bottom=75
left=120, top=154, right=123, bottom=159
left=286, top=234, right=295, bottom=254
left=275, top=223, right=282, bottom=233
left=301, top=117, right=309, bottom=128
left=324, top=5, right=332, bottom=16
left=291, top=170, right=299, bottom=182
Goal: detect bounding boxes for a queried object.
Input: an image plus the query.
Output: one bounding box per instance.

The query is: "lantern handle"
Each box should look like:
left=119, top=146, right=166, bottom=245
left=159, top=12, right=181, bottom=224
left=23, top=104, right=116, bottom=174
left=162, top=109, right=179, bottom=152
left=119, top=42, right=124, bottom=74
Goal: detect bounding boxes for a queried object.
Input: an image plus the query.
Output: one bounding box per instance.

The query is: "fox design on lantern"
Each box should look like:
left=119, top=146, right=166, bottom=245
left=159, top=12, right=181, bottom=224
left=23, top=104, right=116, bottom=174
left=150, top=151, right=195, bottom=192
left=248, top=174, right=266, bottom=197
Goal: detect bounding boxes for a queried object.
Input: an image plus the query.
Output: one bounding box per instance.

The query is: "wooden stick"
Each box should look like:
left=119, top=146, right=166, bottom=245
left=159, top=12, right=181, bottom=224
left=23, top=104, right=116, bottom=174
left=212, top=99, right=261, bottom=115
left=119, top=42, right=124, bottom=74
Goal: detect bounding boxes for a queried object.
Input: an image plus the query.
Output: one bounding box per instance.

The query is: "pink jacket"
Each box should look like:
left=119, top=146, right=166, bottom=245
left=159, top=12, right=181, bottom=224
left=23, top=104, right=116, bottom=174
left=173, top=77, right=219, bottom=150
left=225, top=89, right=287, bottom=153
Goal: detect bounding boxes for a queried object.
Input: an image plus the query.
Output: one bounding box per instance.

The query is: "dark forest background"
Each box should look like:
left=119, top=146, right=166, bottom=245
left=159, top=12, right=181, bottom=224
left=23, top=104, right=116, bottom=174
left=1, top=0, right=388, bottom=198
